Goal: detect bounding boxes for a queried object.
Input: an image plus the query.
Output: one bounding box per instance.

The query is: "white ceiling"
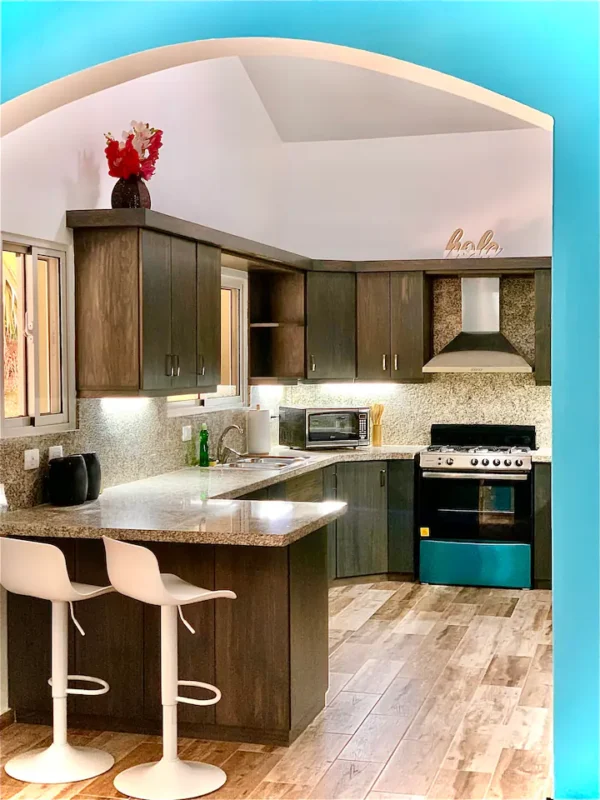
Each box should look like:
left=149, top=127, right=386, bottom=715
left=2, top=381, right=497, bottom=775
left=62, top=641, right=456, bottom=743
left=239, top=56, right=537, bottom=143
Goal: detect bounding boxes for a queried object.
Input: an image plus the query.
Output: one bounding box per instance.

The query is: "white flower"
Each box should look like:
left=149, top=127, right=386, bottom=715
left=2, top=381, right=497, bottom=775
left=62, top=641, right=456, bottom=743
left=129, top=120, right=152, bottom=156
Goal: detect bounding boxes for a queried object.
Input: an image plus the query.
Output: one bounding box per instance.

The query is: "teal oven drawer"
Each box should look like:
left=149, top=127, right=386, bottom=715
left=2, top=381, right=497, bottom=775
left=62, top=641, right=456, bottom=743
left=419, top=540, right=531, bottom=589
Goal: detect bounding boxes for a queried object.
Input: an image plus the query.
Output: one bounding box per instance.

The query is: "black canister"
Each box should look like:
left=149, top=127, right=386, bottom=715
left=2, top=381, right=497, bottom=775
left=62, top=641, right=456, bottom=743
left=48, top=455, right=88, bottom=506
left=82, top=452, right=102, bottom=501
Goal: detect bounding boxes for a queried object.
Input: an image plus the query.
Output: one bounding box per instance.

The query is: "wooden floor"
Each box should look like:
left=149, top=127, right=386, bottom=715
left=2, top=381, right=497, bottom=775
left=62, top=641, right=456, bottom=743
left=0, top=582, right=553, bottom=800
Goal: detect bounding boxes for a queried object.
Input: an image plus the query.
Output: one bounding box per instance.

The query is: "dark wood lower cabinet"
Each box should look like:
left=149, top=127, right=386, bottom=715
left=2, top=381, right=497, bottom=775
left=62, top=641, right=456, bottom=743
left=534, top=462, right=552, bottom=588
left=8, top=531, right=329, bottom=745
left=388, top=460, right=416, bottom=577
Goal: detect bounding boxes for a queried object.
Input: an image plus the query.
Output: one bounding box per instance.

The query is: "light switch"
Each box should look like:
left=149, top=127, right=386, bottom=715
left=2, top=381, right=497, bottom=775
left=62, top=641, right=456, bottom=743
left=48, top=445, right=63, bottom=461
left=182, top=425, right=192, bottom=442
left=24, top=449, right=40, bottom=470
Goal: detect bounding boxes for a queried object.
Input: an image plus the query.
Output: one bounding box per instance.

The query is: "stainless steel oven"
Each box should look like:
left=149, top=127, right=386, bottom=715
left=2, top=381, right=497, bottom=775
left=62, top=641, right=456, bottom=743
left=279, top=407, right=370, bottom=450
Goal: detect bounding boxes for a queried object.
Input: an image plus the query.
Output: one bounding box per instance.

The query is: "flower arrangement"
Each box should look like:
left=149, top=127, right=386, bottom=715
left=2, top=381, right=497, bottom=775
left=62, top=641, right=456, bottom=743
left=104, top=121, right=163, bottom=180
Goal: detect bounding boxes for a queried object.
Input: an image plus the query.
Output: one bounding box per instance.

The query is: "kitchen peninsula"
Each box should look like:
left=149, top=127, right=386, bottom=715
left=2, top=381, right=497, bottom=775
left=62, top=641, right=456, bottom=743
left=0, top=471, right=346, bottom=746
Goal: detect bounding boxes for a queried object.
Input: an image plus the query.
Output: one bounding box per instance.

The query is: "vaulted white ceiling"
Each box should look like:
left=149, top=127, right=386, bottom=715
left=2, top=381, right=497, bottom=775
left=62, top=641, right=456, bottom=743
left=239, top=56, right=537, bottom=143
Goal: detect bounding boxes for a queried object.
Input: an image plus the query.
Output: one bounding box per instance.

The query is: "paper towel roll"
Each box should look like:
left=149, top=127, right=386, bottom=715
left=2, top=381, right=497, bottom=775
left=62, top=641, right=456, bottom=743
left=247, top=406, right=271, bottom=455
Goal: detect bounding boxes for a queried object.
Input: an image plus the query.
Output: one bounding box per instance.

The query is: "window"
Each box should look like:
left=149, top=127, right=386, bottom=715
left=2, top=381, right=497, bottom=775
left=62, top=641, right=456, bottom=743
left=1, top=234, right=74, bottom=436
left=167, top=268, right=247, bottom=415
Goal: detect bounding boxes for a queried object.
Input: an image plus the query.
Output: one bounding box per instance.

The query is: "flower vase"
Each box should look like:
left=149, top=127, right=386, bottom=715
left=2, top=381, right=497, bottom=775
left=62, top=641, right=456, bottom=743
left=111, top=175, right=151, bottom=209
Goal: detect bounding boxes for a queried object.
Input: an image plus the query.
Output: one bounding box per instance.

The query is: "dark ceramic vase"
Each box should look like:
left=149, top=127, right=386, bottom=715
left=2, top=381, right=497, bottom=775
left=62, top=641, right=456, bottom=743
left=82, top=452, right=102, bottom=501
left=111, top=175, right=151, bottom=209
left=48, top=455, right=88, bottom=506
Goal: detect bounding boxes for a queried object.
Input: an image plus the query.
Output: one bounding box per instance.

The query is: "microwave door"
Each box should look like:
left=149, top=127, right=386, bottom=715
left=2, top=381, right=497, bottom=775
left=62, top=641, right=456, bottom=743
left=308, top=412, right=359, bottom=443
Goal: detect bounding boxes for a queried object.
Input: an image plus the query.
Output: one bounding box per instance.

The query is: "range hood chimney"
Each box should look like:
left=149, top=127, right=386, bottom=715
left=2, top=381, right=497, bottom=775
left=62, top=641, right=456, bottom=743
left=423, top=277, right=532, bottom=374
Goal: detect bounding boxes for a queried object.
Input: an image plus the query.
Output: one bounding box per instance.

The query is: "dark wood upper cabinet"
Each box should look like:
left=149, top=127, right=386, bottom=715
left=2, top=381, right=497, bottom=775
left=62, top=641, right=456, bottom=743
left=72, top=219, right=221, bottom=397
left=535, top=269, right=551, bottom=385
left=196, top=243, right=221, bottom=389
left=306, top=272, right=356, bottom=380
left=391, top=272, right=431, bottom=382
left=357, top=272, right=431, bottom=382
left=357, top=273, right=392, bottom=381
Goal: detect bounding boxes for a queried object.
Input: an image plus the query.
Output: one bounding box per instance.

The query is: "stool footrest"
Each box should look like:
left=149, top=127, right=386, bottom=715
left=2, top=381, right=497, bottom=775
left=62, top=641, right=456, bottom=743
left=177, top=680, right=221, bottom=707
left=48, top=674, right=110, bottom=696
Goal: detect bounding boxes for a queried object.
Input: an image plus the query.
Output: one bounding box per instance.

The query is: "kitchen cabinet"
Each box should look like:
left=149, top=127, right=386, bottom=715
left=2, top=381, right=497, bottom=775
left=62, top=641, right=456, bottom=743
left=535, top=270, right=551, bottom=385
left=306, top=272, right=356, bottom=380
left=336, top=462, right=388, bottom=577
left=388, top=460, right=416, bottom=577
left=323, top=465, right=338, bottom=580
left=71, top=218, right=220, bottom=397
left=534, top=462, right=552, bottom=588
left=357, top=272, right=431, bottom=382
left=268, top=469, right=324, bottom=502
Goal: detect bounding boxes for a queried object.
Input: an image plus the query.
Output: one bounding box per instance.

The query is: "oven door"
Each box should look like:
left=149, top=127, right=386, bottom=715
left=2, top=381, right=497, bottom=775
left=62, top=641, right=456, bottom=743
left=306, top=411, right=360, bottom=445
left=419, top=470, right=532, bottom=543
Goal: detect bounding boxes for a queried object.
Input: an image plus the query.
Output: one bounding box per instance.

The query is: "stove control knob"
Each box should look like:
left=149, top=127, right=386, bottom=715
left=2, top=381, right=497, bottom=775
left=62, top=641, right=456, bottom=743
left=482, top=458, right=490, bottom=466
left=515, top=459, right=523, bottom=467
left=493, top=459, right=501, bottom=466
left=504, top=459, right=512, bottom=467
left=446, top=458, right=454, bottom=466
left=471, top=458, right=479, bottom=466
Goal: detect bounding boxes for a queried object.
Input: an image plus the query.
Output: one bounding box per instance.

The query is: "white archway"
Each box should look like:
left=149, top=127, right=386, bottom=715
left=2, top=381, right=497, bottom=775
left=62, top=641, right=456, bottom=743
left=2, top=37, right=552, bottom=136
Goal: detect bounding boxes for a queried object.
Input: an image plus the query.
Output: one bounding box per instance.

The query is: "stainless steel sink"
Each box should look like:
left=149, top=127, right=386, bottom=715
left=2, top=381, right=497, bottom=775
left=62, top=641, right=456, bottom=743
left=219, top=456, right=310, bottom=471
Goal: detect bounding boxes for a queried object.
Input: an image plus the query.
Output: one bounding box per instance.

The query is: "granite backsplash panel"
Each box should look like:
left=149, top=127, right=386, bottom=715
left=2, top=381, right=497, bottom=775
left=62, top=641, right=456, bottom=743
left=257, top=275, right=551, bottom=449
left=0, top=399, right=247, bottom=510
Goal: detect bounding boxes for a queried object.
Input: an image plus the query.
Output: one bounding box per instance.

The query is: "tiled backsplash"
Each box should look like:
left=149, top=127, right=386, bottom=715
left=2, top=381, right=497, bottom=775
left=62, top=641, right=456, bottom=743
left=0, top=399, right=247, bottom=510
left=255, top=276, right=551, bottom=449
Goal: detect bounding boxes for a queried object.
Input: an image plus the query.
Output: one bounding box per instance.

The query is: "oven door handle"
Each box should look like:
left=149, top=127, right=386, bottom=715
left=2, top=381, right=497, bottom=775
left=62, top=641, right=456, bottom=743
left=421, top=471, right=529, bottom=481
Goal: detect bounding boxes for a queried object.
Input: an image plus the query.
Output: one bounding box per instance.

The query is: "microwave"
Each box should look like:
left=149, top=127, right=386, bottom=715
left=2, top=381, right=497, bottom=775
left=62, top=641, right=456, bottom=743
left=279, top=407, right=370, bottom=450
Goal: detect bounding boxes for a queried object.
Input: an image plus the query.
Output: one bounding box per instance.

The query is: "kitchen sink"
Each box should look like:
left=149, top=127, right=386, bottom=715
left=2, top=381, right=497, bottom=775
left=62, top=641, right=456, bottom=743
left=219, top=456, right=310, bottom=470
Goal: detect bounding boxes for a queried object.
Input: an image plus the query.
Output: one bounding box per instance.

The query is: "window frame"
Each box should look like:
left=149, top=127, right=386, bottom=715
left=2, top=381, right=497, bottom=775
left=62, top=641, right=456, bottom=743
left=167, top=267, right=248, bottom=417
left=1, top=232, right=76, bottom=438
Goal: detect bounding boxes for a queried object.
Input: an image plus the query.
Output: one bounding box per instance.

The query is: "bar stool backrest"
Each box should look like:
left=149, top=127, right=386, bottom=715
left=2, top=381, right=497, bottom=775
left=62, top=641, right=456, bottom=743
left=102, top=537, right=171, bottom=605
left=0, top=538, right=75, bottom=601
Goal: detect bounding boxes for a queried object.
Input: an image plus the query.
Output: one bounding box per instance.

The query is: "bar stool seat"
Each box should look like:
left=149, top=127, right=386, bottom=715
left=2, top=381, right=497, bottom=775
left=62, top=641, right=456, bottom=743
left=0, top=537, right=115, bottom=784
left=102, top=537, right=236, bottom=800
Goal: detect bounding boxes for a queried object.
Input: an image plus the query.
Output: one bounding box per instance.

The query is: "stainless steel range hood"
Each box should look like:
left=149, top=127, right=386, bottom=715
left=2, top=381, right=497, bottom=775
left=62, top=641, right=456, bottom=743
left=423, top=277, right=532, bottom=373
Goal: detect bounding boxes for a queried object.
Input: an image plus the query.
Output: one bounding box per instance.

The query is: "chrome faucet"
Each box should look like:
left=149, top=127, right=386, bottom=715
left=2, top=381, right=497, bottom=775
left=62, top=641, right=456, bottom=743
left=216, top=424, right=243, bottom=464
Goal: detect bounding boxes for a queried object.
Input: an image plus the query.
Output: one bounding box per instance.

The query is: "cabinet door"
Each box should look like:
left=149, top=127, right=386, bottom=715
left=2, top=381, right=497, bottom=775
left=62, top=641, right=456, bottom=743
left=336, top=462, right=388, bottom=577
left=197, top=244, right=221, bottom=389
left=306, top=272, right=356, bottom=380
left=534, top=463, right=552, bottom=587
left=323, top=465, right=338, bottom=580
left=535, top=270, right=551, bottom=385
left=170, top=237, right=198, bottom=390
left=388, top=460, right=416, bottom=576
left=390, top=272, right=431, bottom=382
left=357, top=273, right=391, bottom=380
left=141, top=230, right=172, bottom=391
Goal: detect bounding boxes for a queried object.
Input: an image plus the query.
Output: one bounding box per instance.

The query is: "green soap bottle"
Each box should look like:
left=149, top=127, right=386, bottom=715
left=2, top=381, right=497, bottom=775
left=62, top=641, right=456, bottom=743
left=199, top=423, right=210, bottom=467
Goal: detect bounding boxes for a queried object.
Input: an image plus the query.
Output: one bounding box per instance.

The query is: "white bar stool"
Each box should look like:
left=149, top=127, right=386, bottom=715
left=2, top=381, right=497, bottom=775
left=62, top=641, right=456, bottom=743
left=102, top=536, right=236, bottom=800
left=0, top=537, right=115, bottom=783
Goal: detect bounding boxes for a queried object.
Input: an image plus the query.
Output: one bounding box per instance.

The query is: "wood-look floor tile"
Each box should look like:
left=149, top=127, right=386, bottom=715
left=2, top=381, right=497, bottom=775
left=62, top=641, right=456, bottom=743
left=536, top=618, right=552, bottom=645
left=493, top=629, right=539, bottom=658
left=329, top=593, right=357, bottom=617
left=344, top=660, right=404, bottom=695
left=330, top=591, right=396, bottom=632
left=420, top=623, right=468, bottom=651
left=399, top=646, right=454, bottom=682
left=180, top=738, right=243, bottom=766
left=413, top=587, right=459, bottom=613
left=455, top=587, right=491, bottom=604
left=367, top=794, right=426, bottom=800
left=308, top=759, right=382, bottom=799
left=508, top=601, right=549, bottom=633
left=518, top=645, right=552, bottom=709
left=264, top=728, right=351, bottom=788
left=0, top=724, right=51, bottom=766
left=397, top=611, right=442, bottom=635
left=486, top=748, right=550, bottom=799
left=83, top=741, right=163, bottom=798
left=249, top=780, right=313, bottom=799
left=390, top=584, right=430, bottom=609
left=373, top=735, right=454, bottom=796
left=312, top=692, right=379, bottom=735
left=443, top=724, right=505, bottom=774
left=426, top=768, right=492, bottom=799
left=329, top=629, right=352, bottom=655
left=209, top=749, right=283, bottom=799
left=339, top=714, right=411, bottom=763
left=326, top=672, right=353, bottom=705
left=450, top=617, right=506, bottom=669
left=330, top=643, right=377, bottom=675
left=376, top=633, right=426, bottom=662
left=461, top=685, right=521, bottom=731
left=405, top=665, right=483, bottom=740
left=504, top=707, right=550, bottom=752
left=238, top=743, right=288, bottom=755
left=351, top=620, right=398, bottom=646
left=372, top=677, right=432, bottom=719
left=482, top=656, right=532, bottom=688
left=478, top=599, right=518, bottom=619
left=442, top=603, right=480, bottom=625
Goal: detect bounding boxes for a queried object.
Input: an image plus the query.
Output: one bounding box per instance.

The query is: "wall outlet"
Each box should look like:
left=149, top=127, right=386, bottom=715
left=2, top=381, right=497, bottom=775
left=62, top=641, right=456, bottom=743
left=48, top=445, right=63, bottom=461
left=181, top=425, right=192, bottom=442
left=24, top=449, right=40, bottom=470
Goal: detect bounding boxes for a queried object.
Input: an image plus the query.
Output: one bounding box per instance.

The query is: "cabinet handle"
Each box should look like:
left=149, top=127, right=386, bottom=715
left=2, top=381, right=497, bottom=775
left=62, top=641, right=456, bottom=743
left=382, top=354, right=387, bottom=371
left=198, top=355, right=206, bottom=377
left=394, top=354, right=399, bottom=371
left=175, top=355, right=181, bottom=377
left=380, top=469, right=386, bottom=488
left=165, top=354, right=173, bottom=378
left=310, top=354, right=316, bottom=372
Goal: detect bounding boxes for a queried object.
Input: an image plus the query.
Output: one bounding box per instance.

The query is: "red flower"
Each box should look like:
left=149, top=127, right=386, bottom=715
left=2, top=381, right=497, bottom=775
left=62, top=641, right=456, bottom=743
left=105, top=126, right=163, bottom=180
left=140, top=130, right=163, bottom=180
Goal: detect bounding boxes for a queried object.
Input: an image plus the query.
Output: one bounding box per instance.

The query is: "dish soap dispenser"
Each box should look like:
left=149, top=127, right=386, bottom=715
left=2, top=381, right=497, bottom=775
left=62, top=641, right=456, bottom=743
left=199, top=423, right=210, bottom=467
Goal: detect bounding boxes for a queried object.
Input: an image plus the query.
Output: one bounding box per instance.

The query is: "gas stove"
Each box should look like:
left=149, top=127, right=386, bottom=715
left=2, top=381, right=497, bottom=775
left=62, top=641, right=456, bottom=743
left=420, top=424, right=536, bottom=473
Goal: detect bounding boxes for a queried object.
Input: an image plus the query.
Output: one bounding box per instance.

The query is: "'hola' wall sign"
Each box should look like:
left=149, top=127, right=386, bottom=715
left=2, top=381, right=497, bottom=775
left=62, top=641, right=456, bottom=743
left=443, top=228, right=503, bottom=259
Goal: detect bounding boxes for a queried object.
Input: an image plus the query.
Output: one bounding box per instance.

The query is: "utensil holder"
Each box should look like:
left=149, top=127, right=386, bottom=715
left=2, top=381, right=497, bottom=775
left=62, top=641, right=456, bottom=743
left=372, top=424, right=382, bottom=447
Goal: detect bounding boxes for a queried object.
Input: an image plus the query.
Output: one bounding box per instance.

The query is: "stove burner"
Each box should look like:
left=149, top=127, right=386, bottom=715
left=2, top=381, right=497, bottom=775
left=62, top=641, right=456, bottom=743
left=425, top=445, right=531, bottom=455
